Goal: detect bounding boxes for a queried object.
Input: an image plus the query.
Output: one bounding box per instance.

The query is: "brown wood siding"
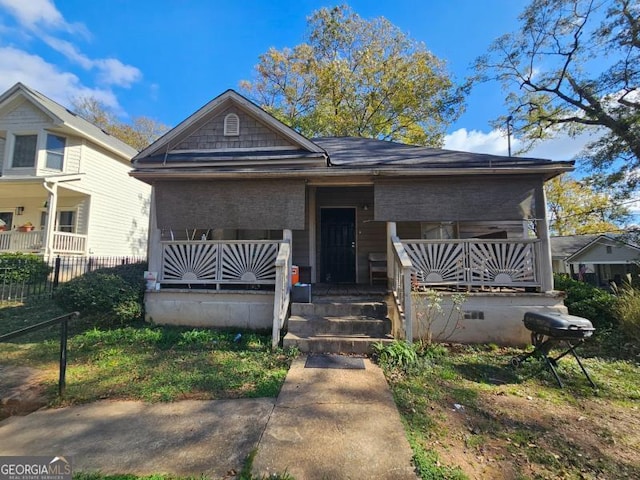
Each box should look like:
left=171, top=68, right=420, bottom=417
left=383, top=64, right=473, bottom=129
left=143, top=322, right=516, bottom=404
left=397, top=222, right=421, bottom=239
left=155, top=179, right=306, bottom=230
left=292, top=228, right=310, bottom=270
left=316, top=187, right=386, bottom=283
left=374, top=176, right=538, bottom=222
left=173, top=106, right=296, bottom=150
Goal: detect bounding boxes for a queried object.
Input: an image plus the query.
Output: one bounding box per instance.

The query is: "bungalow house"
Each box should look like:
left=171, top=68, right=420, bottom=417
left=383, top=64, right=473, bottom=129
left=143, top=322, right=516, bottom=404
left=551, top=234, right=640, bottom=287
left=131, top=89, right=574, bottom=350
left=0, top=82, right=150, bottom=257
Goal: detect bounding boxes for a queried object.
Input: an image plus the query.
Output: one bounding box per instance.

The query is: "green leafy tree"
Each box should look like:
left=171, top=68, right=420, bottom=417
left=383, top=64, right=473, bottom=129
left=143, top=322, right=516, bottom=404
left=241, top=5, right=466, bottom=146
left=546, top=174, right=631, bottom=235
left=72, top=97, right=169, bottom=151
left=475, top=0, right=640, bottom=193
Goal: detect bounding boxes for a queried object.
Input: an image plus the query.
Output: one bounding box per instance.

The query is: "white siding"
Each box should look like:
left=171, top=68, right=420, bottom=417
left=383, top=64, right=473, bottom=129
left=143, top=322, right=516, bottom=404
left=81, top=142, right=150, bottom=256
left=0, top=100, right=51, bottom=130
left=574, top=239, right=640, bottom=264
left=0, top=137, right=4, bottom=172
left=64, top=136, right=82, bottom=174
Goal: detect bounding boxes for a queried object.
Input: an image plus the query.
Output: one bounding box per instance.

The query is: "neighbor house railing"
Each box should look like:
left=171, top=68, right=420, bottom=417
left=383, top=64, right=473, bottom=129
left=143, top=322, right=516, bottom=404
left=160, top=240, right=281, bottom=288
left=52, top=232, right=87, bottom=255
left=391, top=236, right=413, bottom=343
left=403, top=238, right=540, bottom=289
left=0, top=230, right=87, bottom=255
left=272, top=241, right=292, bottom=349
left=0, top=230, right=43, bottom=252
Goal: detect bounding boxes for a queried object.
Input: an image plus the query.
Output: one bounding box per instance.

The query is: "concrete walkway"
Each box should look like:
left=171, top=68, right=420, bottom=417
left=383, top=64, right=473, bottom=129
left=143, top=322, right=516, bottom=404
left=0, top=356, right=416, bottom=480
left=252, top=356, right=417, bottom=479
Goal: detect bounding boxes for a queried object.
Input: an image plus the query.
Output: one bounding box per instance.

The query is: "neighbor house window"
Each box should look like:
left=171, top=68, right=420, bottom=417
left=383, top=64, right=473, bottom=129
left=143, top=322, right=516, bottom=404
left=57, top=211, right=75, bottom=233
left=46, top=134, right=65, bottom=170
left=12, top=134, right=37, bottom=168
left=0, top=212, right=13, bottom=230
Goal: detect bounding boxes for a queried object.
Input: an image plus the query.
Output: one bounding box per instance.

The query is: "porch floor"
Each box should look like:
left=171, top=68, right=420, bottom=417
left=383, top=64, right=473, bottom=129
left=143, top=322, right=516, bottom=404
left=310, top=283, right=388, bottom=298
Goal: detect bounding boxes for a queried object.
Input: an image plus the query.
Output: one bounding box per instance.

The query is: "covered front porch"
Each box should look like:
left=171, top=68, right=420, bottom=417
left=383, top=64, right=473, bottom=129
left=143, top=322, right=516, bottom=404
left=144, top=179, right=564, bottom=347
left=0, top=176, right=89, bottom=256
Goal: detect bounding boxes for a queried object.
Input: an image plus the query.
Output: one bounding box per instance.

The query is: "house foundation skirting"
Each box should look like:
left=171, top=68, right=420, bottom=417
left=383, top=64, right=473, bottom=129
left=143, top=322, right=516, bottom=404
left=144, top=290, right=274, bottom=330
left=409, top=291, right=568, bottom=346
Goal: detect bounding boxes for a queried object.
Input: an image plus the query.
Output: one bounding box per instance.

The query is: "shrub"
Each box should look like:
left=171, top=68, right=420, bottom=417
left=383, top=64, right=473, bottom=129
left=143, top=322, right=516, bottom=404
left=412, top=289, right=466, bottom=346
left=55, top=261, right=147, bottom=324
left=372, top=340, right=419, bottom=371
left=613, top=284, right=640, bottom=343
left=0, top=253, right=52, bottom=284
left=553, top=274, right=618, bottom=329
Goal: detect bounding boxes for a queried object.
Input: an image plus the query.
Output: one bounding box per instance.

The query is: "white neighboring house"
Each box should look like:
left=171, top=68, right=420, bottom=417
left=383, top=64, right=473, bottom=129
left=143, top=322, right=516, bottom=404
left=0, top=82, right=150, bottom=257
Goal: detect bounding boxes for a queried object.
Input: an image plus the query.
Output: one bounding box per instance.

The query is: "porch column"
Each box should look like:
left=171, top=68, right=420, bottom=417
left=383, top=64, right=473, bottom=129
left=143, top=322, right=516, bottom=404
left=42, top=181, right=58, bottom=259
left=386, top=222, right=396, bottom=289
left=147, top=189, right=162, bottom=276
left=283, top=229, right=293, bottom=290
left=308, top=186, right=316, bottom=283
left=535, top=183, right=554, bottom=292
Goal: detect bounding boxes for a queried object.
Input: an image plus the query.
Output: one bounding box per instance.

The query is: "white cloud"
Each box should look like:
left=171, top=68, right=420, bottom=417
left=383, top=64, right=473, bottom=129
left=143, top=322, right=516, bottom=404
left=43, top=35, right=142, bottom=87
left=444, top=127, right=596, bottom=162
left=444, top=128, right=509, bottom=156
left=42, top=35, right=94, bottom=69
left=95, top=58, right=142, bottom=88
left=0, top=0, right=86, bottom=35
left=526, top=130, right=597, bottom=161
left=0, top=47, right=120, bottom=110
left=0, top=0, right=141, bottom=101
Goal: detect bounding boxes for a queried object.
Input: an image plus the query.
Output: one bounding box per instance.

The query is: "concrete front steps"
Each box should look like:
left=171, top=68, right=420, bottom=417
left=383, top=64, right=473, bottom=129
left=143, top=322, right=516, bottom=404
left=283, top=297, right=394, bottom=354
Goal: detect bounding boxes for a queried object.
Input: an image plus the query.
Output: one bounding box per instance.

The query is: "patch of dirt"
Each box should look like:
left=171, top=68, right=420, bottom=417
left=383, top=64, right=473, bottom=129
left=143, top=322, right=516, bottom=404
left=0, top=365, right=49, bottom=420
left=429, top=389, right=640, bottom=479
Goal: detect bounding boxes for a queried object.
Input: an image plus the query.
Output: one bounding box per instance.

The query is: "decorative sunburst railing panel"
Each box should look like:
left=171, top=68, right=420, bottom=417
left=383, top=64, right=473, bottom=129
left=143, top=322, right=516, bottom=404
left=401, top=239, right=539, bottom=289
left=162, top=242, right=219, bottom=282
left=468, top=240, right=537, bottom=285
left=404, top=241, right=466, bottom=284
left=160, top=240, right=280, bottom=286
left=221, top=242, right=278, bottom=283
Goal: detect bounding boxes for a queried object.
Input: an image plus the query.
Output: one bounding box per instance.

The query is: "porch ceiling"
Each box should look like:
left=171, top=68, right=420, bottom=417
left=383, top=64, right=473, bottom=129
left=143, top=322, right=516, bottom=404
left=0, top=178, right=87, bottom=200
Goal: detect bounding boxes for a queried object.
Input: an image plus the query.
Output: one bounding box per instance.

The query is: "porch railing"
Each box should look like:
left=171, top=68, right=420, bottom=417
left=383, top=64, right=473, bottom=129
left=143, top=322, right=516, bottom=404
left=272, top=241, right=292, bottom=349
left=0, top=230, right=43, bottom=252
left=403, top=238, right=540, bottom=289
left=52, top=232, right=87, bottom=255
left=0, top=230, right=87, bottom=255
left=391, top=236, right=413, bottom=343
left=160, top=240, right=281, bottom=288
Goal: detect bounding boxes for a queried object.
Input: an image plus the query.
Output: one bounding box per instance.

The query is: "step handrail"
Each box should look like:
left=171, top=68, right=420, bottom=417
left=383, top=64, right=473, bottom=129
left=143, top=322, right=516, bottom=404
left=0, top=311, right=79, bottom=396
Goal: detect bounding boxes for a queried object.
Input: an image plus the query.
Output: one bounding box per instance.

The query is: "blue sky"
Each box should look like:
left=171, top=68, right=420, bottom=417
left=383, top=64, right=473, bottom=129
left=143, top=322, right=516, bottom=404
left=0, top=0, right=592, bottom=161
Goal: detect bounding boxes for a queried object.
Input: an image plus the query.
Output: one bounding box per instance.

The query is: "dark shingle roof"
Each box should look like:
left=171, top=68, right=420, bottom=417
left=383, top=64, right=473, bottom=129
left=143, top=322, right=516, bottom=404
left=0, top=83, right=138, bottom=158
left=550, top=235, right=599, bottom=259
left=312, top=136, right=571, bottom=169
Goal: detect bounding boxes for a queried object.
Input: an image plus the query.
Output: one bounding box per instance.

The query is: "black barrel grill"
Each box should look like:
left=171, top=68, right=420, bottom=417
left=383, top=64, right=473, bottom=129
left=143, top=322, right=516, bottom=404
left=512, top=311, right=596, bottom=388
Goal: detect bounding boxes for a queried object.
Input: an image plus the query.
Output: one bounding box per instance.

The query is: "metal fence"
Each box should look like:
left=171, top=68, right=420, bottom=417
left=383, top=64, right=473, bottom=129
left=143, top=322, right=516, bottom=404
left=0, top=255, right=146, bottom=302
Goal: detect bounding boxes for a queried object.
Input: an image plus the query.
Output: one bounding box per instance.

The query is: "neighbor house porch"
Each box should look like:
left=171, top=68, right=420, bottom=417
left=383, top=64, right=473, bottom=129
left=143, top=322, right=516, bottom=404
left=0, top=177, right=89, bottom=256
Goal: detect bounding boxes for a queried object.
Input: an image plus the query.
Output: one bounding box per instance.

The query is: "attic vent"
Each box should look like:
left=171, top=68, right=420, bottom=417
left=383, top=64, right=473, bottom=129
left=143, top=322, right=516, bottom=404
left=224, top=113, right=240, bottom=136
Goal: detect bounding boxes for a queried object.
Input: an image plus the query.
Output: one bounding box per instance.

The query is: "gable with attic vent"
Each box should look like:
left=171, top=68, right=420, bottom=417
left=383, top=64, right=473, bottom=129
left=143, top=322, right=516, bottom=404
left=173, top=107, right=296, bottom=151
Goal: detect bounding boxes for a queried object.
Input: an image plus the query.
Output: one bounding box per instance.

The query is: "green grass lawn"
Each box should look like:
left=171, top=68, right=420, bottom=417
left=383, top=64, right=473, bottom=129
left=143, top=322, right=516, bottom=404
left=5, top=298, right=639, bottom=480
left=0, top=299, right=296, bottom=405
left=378, top=340, right=640, bottom=480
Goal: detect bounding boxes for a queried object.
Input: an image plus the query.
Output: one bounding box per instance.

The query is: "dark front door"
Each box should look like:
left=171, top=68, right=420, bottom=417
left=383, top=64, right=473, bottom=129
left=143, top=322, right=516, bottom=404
left=320, top=208, right=356, bottom=283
